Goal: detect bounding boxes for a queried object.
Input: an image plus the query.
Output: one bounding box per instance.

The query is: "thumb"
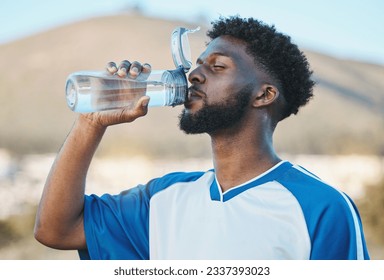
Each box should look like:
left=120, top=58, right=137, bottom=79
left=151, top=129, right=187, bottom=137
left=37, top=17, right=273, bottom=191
left=139, top=96, right=150, bottom=109
left=121, top=96, right=150, bottom=121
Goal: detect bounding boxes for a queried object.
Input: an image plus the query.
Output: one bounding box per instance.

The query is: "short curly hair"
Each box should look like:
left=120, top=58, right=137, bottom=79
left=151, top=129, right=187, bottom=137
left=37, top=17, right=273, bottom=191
left=207, top=16, right=315, bottom=120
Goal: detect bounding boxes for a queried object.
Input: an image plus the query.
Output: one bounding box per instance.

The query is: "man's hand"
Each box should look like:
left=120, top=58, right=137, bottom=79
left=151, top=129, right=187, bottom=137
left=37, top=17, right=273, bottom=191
left=82, top=60, right=152, bottom=128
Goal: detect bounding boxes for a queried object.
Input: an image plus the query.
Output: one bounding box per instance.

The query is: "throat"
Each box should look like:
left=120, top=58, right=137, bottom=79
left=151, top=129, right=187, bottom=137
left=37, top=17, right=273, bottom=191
left=212, top=140, right=281, bottom=192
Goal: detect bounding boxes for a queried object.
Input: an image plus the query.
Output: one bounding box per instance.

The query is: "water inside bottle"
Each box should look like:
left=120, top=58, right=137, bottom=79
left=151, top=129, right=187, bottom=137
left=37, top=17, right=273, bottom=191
left=65, top=69, right=187, bottom=113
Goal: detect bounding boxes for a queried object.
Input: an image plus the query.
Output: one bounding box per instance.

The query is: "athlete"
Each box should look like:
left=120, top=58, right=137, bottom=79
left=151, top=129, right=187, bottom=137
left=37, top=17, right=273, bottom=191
left=34, top=16, right=370, bottom=259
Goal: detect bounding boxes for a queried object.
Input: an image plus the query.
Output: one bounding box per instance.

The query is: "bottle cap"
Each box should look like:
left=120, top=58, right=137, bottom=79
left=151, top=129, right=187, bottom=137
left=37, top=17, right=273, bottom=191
left=171, top=26, right=200, bottom=72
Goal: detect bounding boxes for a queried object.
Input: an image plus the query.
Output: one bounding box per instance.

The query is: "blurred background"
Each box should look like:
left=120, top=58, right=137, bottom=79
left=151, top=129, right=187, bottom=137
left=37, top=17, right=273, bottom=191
left=0, top=0, right=383, bottom=259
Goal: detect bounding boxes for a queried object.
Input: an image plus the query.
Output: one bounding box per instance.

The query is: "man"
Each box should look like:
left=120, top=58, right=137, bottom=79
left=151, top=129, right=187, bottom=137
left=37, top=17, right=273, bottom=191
left=34, top=16, right=370, bottom=259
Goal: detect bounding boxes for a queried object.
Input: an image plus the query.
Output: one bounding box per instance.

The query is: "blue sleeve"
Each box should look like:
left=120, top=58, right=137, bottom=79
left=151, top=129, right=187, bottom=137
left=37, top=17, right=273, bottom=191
left=279, top=169, right=370, bottom=260
left=308, top=192, right=369, bottom=260
left=79, top=171, right=205, bottom=260
left=81, top=184, right=151, bottom=260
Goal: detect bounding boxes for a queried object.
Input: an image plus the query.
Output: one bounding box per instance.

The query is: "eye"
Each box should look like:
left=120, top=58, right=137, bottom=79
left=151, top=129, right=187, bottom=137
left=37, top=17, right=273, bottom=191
left=212, top=64, right=225, bottom=70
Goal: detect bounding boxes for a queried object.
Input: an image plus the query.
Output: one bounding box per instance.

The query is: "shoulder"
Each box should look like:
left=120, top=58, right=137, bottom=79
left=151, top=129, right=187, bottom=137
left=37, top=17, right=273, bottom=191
left=279, top=166, right=361, bottom=231
left=275, top=162, right=358, bottom=231
left=277, top=163, right=345, bottom=203
left=85, top=170, right=208, bottom=204
left=146, top=170, right=209, bottom=196
left=277, top=163, right=369, bottom=259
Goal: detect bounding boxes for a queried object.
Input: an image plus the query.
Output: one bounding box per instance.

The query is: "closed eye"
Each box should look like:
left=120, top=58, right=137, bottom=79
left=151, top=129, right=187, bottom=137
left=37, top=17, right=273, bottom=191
left=213, top=64, right=226, bottom=70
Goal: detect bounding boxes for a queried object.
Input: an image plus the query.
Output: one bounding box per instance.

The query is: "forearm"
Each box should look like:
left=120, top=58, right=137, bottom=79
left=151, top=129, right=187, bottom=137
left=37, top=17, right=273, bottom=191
left=34, top=115, right=106, bottom=249
left=35, top=61, right=150, bottom=250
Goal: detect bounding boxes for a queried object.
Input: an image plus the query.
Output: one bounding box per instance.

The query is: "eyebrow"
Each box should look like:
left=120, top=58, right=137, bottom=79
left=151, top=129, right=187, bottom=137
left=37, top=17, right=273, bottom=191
left=211, top=51, right=232, bottom=58
left=196, top=51, right=233, bottom=64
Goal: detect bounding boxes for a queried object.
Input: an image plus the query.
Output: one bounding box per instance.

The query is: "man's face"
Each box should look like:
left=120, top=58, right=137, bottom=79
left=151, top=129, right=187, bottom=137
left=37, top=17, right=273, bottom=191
left=179, top=36, right=260, bottom=135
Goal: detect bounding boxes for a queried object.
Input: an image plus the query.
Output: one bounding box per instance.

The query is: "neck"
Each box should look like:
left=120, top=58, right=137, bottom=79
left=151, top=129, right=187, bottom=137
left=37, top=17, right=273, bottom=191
left=210, top=127, right=280, bottom=193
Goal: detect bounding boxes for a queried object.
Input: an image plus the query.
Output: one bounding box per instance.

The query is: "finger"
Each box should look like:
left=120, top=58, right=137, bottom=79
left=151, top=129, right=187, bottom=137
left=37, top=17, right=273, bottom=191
left=138, top=95, right=150, bottom=109
left=137, top=63, right=152, bottom=80
left=142, top=63, right=152, bottom=75
left=118, top=96, right=150, bottom=123
left=106, top=61, right=118, bottom=74
left=117, top=60, right=131, bottom=77
left=133, top=96, right=150, bottom=117
left=128, top=61, right=142, bottom=79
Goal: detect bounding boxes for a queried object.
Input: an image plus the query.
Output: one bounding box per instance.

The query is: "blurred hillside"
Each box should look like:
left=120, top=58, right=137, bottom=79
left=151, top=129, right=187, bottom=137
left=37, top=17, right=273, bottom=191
left=0, top=13, right=383, bottom=158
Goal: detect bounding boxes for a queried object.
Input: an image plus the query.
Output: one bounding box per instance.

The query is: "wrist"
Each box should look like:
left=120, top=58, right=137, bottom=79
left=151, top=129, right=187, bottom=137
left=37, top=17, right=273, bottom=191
left=76, top=114, right=108, bottom=136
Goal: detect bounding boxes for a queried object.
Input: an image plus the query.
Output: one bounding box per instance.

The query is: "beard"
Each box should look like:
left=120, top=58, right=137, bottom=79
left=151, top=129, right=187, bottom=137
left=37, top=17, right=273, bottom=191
left=178, top=83, right=254, bottom=134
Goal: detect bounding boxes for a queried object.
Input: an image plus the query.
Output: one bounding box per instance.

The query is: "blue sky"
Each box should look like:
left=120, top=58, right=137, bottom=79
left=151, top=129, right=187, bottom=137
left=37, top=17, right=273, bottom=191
left=1, top=0, right=383, bottom=65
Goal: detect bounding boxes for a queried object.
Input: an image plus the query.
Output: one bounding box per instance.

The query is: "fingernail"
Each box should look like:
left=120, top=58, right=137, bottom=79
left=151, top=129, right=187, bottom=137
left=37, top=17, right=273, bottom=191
left=131, top=67, right=139, bottom=74
left=142, top=98, right=149, bottom=107
left=107, top=66, right=117, bottom=73
left=143, top=63, right=151, bottom=70
left=117, top=68, right=127, bottom=76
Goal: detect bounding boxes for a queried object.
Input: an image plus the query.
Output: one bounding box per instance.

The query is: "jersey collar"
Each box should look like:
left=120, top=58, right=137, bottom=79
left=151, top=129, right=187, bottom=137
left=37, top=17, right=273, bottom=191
left=210, top=161, right=292, bottom=202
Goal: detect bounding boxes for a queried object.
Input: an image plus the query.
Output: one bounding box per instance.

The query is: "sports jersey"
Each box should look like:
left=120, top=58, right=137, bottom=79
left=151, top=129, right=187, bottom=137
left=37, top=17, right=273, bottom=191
left=79, top=161, right=370, bottom=260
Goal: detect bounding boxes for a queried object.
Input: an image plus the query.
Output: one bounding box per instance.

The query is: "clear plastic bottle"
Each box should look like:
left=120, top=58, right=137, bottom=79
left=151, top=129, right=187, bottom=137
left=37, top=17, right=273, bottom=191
left=65, top=66, right=187, bottom=113
left=65, top=26, right=199, bottom=113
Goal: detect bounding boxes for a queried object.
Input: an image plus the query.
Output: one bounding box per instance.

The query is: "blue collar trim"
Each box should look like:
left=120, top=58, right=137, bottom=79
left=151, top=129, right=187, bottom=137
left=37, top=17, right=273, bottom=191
left=210, top=161, right=292, bottom=202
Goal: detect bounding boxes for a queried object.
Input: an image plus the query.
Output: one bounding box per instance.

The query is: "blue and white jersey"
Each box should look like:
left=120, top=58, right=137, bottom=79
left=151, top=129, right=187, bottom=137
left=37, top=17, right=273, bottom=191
left=79, top=161, right=370, bottom=260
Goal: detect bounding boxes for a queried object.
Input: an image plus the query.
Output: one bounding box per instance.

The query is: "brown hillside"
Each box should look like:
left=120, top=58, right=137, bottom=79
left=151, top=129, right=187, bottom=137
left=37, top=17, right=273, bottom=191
left=0, top=13, right=383, bottom=157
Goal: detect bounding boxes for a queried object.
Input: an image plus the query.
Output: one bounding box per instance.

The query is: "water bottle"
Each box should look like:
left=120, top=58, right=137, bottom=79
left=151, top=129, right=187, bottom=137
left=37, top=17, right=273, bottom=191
left=65, top=66, right=187, bottom=112
left=65, top=26, right=199, bottom=113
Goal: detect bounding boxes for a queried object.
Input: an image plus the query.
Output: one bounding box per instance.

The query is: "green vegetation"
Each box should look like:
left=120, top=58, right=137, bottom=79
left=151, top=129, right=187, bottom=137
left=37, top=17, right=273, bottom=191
left=358, top=176, right=384, bottom=247
left=0, top=206, right=36, bottom=249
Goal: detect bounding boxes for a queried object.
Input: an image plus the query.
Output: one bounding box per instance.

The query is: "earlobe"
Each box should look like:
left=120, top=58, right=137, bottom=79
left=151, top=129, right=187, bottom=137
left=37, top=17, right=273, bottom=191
left=252, top=85, right=279, bottom=107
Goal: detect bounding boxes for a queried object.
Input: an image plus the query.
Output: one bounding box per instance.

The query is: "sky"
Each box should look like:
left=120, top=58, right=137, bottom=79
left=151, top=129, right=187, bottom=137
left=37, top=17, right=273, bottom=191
left=0, top=0, right=383, bottom=65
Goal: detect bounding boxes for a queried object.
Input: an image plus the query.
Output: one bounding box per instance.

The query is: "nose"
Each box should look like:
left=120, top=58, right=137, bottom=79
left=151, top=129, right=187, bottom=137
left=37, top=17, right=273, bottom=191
left=188, top=65, right=206, bottom=84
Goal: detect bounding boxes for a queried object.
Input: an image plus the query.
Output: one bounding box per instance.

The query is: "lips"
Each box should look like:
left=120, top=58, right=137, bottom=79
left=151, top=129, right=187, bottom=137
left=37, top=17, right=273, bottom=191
left=187, top=86, right=205, bottom=101
left=184, top=87, right=204, bottom=108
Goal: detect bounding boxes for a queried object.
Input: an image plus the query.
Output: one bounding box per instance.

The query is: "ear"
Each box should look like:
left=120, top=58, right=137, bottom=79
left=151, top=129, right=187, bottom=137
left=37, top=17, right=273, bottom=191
left=252, top=85, right=280, bottom=108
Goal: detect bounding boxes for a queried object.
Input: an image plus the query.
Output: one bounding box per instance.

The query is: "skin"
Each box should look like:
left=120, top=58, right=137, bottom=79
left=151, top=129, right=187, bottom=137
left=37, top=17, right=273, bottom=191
left=34, top=36, right=283, bottom=250
left=185, top=36, right=282, bottom=190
